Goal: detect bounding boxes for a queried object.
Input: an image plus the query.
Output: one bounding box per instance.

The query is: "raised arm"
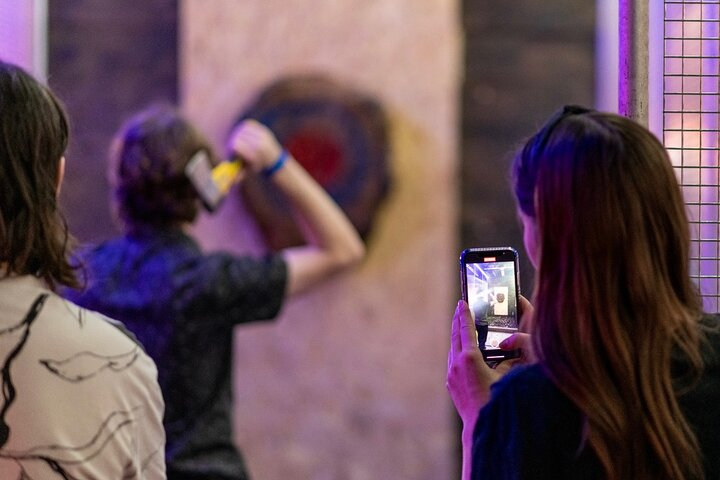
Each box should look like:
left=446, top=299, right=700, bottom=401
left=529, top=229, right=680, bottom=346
left=228, top=119, right=365, bottom=296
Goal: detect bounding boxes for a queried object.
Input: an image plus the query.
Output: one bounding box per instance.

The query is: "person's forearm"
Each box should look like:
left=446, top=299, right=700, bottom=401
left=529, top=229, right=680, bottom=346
left=226, top=119, right=365, bottom=295
left=271, top=155, right=363, bottom=255
left=269, top=154, right=365, bottom=290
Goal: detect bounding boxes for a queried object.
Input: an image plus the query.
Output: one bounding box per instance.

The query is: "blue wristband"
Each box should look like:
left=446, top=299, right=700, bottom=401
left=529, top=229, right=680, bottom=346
left=262, top=149, right=289, bottom=178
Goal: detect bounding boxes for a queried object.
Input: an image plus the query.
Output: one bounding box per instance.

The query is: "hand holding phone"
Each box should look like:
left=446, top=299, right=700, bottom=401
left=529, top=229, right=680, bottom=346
left=460, top=247, right=522, bottom=365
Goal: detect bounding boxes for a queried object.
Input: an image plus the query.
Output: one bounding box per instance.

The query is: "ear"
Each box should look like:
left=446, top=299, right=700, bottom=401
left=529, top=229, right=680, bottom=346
left=56, top=156, right=66, bottom=196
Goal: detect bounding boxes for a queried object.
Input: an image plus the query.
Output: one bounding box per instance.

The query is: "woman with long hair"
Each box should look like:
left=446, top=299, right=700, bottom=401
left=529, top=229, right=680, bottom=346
left=0, top=60, right=166, bottom=478
left=448, top=106, right=720, bottom=479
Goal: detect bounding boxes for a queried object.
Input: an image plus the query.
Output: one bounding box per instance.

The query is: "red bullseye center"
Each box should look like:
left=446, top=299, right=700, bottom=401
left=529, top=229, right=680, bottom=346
left=286, top=131, right=343, bottom=187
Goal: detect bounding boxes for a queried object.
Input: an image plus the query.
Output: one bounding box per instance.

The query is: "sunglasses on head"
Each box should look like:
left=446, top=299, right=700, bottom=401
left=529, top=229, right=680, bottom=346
left=531, top=105, right=594, bottom=157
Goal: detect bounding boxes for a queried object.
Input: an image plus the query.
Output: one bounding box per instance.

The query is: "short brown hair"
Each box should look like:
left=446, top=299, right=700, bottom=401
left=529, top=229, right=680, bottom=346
left=110, top=105, right=214, bottom=231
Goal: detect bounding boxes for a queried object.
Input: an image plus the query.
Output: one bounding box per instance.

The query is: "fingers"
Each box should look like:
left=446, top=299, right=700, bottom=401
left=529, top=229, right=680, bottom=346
left=518, top=294, right=534, bottom=317
left=518, top=295, right=534, bottom=331
left=228, top=120, right=261, bottom=154
left=498, top=332, right=535, bottom=364
left=227, top=120, right=282, bottom=170
left=227, top=123, right=250, bottom=159
left=451, top=301, right=462, bottom=358
left=455, top=300, right=478, bottom=351
left=498, top=332, right=531, bottom=350
left=447, top=300, right=506, bottom=418
left=450, top=300, right=477, bottom=369
left=493, top=358, right=517, bottom=375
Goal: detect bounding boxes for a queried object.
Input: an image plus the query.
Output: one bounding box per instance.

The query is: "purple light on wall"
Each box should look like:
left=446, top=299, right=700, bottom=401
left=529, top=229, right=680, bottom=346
left=0, top=1, right=45, bottom=78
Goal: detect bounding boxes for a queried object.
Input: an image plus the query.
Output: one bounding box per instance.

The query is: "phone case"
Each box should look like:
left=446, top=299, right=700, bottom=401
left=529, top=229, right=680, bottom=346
left=459, top=247, right=521, bottom=363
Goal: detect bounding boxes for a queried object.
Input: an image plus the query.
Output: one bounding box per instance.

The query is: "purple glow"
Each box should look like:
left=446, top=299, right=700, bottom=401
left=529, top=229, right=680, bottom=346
left=0, top=3, right=36, bottom=72
left=664, top=0, right=720, bottom=311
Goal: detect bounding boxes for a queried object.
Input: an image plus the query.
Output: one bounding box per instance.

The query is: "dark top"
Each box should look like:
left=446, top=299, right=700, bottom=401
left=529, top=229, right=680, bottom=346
left=65, top=228, right=287, bottom=480
left=472, top=315, right=720, bottom=480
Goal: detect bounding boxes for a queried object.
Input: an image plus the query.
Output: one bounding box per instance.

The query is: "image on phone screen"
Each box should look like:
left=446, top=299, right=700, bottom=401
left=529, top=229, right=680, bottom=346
left=464, top=256, right=518, bottom=350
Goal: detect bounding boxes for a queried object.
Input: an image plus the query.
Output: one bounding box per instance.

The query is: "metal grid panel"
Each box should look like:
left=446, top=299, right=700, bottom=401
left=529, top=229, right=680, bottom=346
left=664, top=0, right=720, bottom=312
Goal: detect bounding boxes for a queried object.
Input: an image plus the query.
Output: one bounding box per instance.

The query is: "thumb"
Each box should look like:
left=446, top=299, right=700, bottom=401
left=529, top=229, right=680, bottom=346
left=499, top=332, right=530, bottom=350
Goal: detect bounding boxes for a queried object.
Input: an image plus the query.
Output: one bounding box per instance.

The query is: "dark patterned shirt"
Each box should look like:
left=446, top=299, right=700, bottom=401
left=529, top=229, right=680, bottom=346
left=65, top=228, right=287, bottom=480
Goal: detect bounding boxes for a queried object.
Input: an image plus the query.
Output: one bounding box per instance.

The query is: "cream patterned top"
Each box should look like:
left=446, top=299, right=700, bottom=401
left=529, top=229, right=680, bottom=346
left=0, top=275, right=166, bottom=479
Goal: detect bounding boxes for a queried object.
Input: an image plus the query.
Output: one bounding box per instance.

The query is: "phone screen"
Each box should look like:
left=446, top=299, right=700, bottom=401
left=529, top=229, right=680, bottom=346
left=461, top=248, right=519, bottom=351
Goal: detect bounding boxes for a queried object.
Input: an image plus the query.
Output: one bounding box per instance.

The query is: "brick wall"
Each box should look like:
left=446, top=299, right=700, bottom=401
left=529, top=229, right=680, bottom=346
left=461, top=0, right=596, bottom=292
left=49, top=0, right=178, bottom=243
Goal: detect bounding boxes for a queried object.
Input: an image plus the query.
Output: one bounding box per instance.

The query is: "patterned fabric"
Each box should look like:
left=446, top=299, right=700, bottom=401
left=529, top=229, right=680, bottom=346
left=65, top=228, right=287, bottom=480
left=471, top=315, right=720, bottom=480
left=0, top=275, right=166, bottom=479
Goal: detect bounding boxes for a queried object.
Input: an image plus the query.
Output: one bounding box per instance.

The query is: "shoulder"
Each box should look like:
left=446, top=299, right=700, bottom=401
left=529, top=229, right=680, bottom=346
left=681, top=313, right=720, bottom=395
left=186, top=251, right=287, bottom=290
left=478, top=364, right=567, bottom=434
left=43, top=296, right=165, bottom=419
left=78, top=231, right=200, bottom=266
left=479, top=364, right=570, bottom=432
left=171, top=252, right=288, bottom=322
left=74, top=236, right=130, bottom=262
left=687, top=314, right=720, bottom=371
left=488, top=363, right=558, bottom=400
left=200, top=250, right=287, bottom=271
left=700, top=313, right=720, bottom=351
left=23, top=290, right=160, bottom=389
left=0, top=287, right=166, bottom=477
left=39, top=295, right=160, bottom=381
left=677, top=314, right=720, bottom=479
left=486, top=363, right=582, bottom=428
left=472, top=364, right=592, bottom=479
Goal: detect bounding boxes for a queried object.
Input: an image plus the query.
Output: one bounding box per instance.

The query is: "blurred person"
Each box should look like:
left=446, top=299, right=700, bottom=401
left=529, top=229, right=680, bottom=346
left=0, top=60, right=165, bottom=478
left=447, top=106, right=720, bottom=480
left=65, top=105, right=365, bottom=480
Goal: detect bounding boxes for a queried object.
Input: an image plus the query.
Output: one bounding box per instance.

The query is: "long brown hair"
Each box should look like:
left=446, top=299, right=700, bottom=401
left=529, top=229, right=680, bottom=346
left=513, top=107, right=705, bottom=479
left=0, top=61, right=79, bottom=290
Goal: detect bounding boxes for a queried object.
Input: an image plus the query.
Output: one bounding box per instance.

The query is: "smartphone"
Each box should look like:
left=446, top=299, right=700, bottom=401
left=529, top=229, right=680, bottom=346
left=460, top=247, right=521, bottom=364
